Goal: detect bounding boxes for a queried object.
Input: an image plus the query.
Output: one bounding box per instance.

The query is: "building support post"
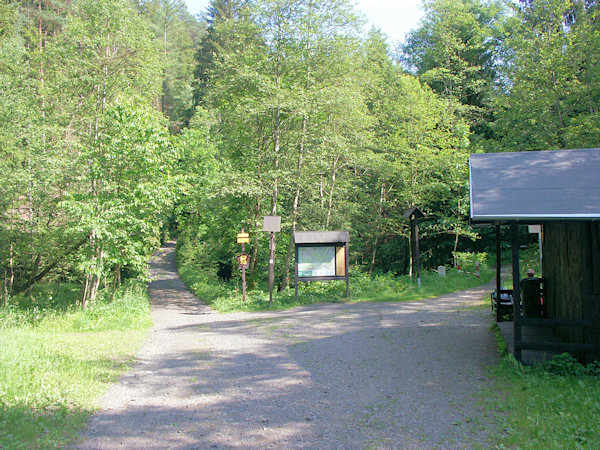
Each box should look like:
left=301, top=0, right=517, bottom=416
left=511, top=223, right=522, bottom=362
left=496, top=224, right=502, bottom=323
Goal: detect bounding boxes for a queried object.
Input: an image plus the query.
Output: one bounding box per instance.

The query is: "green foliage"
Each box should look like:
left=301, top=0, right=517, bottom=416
left=491, top=0, right=600, bottom=151
left=0, top=280, right=152, bottom=331
left=487, top=353, right=600, bottom=448
left=179, top=6, right=480, bottom=285
left=542, top=353, right=600, bottom=377
left=452, top=251, right=488, bottom=272
left=401, top=0, right=505, bottom=140
left=71, top=102, right=177, bottom=283
left=0, top=0, right=174, bottom=302
left=138, top=0, right=203, bottom=130
left=0, top=280, right=151, bottom=449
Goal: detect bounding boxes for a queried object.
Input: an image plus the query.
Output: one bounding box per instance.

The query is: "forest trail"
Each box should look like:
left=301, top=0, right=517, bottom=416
left=75, top=241, right=499, bottom=449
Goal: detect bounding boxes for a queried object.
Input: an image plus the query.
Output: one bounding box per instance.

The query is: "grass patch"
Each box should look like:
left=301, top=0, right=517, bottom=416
left=486, top=355, right=600, bottom=448
left=0, top=280, right=152, bottom=449
left=178, top=260, right=494, bottom=313
left=485, top=330, right=600, bottom=448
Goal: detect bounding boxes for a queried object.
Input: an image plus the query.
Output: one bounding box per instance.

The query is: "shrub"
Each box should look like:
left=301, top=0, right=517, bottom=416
left=452, top=251, right=488, bottom=273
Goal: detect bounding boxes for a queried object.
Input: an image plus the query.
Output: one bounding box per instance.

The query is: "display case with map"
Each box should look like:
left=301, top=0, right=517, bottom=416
left=293, top=231, right=350, bottom=300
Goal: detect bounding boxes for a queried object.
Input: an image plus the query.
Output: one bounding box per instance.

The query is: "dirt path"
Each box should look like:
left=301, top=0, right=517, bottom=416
left=76, top=242, right=499, bottom=449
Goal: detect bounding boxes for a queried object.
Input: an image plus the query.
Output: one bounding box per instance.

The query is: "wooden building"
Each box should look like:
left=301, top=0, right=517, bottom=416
left=469, top=148, right=600, bottom=363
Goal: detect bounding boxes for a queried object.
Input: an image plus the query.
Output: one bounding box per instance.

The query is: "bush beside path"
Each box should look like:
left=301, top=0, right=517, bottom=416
left=75, top=241, right=499, bottom=448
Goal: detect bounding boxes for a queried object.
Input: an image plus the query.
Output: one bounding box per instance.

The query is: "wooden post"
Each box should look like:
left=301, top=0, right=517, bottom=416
left=409, top=215, right=421, bottom=287
left=295, top=245, right=299, bottom=303
left=263, top=216, right=281, bottom=307
left=241, top=241, right=247, bottom=302
left=496, top=224, right=502, bottom=323
left=414, top=215, right=421, bottom=288
left=403, top=207, right=425, bottom=287
left=345, top=241, right=349, bottom=298
left=511, top=223, right=522, bottom=362
left=237, top=228, right=251, bottom=303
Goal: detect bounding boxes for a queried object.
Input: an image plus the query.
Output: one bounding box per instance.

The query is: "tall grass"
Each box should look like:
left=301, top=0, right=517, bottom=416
left=0, top=280, right=152, bottom=449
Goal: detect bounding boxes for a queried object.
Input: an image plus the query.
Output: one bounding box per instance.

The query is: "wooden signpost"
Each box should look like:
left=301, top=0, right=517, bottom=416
left=236, top=229, right=250, bottom=302
left=403, top=207, right=425, bottom=288
left=263, top=216, right=281, bottom=307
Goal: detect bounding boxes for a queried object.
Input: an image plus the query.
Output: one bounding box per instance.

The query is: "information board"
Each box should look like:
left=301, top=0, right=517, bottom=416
left=298, top=246, right=336, bottom=277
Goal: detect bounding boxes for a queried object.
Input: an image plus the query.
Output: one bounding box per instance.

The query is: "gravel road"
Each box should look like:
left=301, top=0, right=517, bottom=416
left=75, top=241, right=499, bottom=449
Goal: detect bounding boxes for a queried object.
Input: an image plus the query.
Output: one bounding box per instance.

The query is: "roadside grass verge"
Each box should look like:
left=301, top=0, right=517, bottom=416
left=0, top=280, right=152, bottom=449
left=178, top=262, right=494, bottom=313
left=486, top=328, right=600, bottom=448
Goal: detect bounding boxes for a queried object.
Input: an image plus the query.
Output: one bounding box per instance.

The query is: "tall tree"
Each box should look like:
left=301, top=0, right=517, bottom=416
left=138, top=0, right=203, bottom=131
left=191, top=0, right=241, bottom=109
left=401, top=0, right=504, bottom=143
left=359, top=30, right=472, bottom=273
left=49, top=0, right=164, bottom=303
left=491, top=0, right=600, bottom=151
left=182, top=0, right=370, bottom=286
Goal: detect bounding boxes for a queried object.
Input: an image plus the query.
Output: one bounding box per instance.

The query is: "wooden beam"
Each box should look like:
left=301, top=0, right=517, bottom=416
left=517, top=341, right=595, bottom=353
left=516, top=317, right=594, bottom=328
left=496, top=224, right=502, bottom=322
left=511, top=223, right=522, bottom=362
left=415, top=215, right=421, bottom=288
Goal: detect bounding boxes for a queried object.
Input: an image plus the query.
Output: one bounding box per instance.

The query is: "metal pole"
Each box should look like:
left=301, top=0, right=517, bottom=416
left=269, top=231, right=275, bottom=307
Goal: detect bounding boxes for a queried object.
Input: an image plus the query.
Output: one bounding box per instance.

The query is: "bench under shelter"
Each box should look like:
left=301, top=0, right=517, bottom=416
left=469, top=148, right=600, bottom=363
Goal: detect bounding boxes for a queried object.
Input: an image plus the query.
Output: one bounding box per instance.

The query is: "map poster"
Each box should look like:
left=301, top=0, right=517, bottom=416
left=298, top=246, right=336, bottom=277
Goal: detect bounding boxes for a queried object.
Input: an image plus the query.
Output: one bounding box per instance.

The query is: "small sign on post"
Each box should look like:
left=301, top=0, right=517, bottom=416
left=237, top=232, right=250, bottom=244
left=263, top=216, right=281, bottom=307
left=237, top=229, right=250, bottom=302
left=237, top=253, right=249, bottom=269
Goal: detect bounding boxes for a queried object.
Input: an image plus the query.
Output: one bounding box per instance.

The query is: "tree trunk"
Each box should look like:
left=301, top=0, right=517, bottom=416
left=3, top=269, right=8, bottom=306
left=453, top=229, right=460, bottom=253
left=8, top=240, right=14, bottom=293
left=326, top=156, right=339, bottom=228
left=82, top=274, right=91, bottom=308
left=369, top=183, right=386, bottom=275
left=369, top=235, right=379, bottom=275
left=282, top=116, right=307, bottom=290
left=26, top=253, right=42, bottom=296
left=13, top=235, right=88, bottom=295
left=112, top=264, right=121, bottom=292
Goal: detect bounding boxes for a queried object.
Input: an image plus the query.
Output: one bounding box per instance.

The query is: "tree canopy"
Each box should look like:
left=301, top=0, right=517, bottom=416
left=1, top=0, right=598, bottom=303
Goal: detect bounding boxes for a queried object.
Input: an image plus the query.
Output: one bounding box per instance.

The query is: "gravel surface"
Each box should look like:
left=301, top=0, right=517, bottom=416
left=75, top=242, right=499, bottom=449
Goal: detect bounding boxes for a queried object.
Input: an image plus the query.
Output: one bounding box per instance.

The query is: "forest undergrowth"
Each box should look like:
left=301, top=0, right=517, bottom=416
left=176, top=241, right=494, bottom=313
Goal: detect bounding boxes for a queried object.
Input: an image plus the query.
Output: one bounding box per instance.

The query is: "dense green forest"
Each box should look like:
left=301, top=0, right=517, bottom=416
left=1, top=0, right=599, bottom=303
